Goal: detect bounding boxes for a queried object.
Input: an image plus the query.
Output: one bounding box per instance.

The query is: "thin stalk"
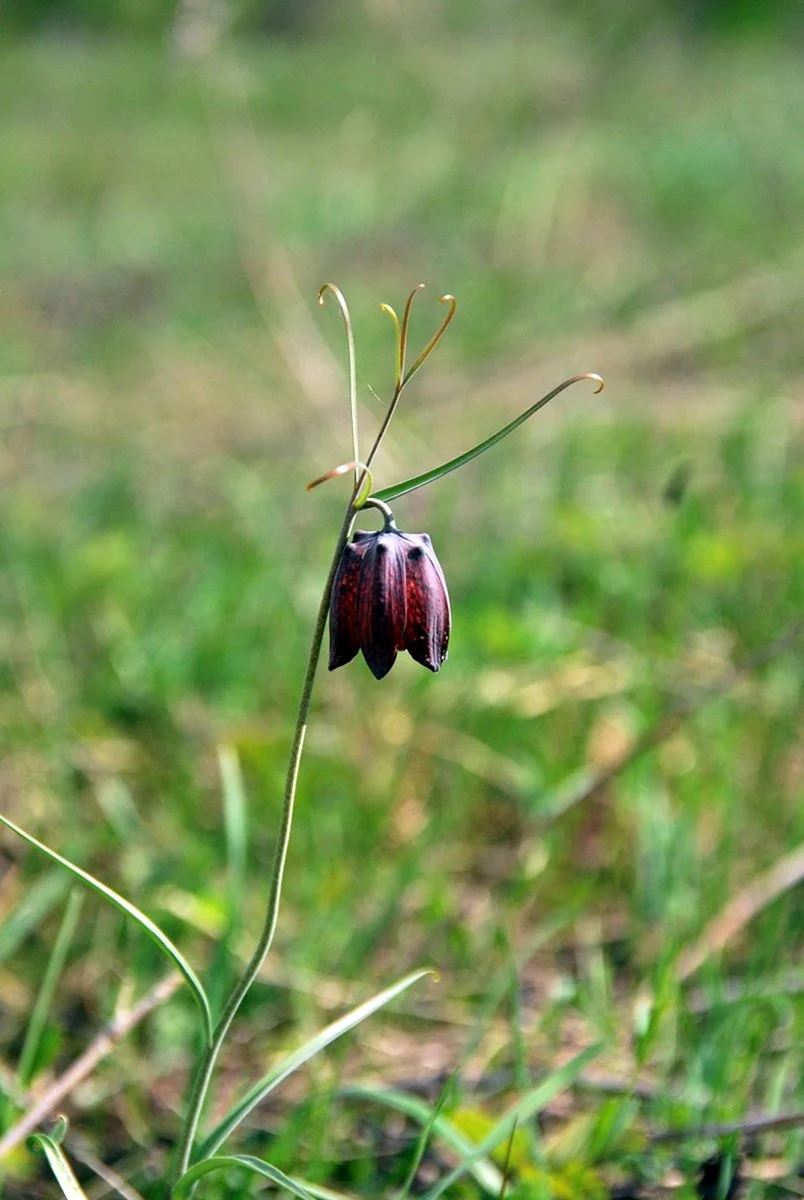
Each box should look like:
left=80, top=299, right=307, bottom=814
left=172, top=286, right=436, bottom=1185
left=172, top=502, right=357, bottom=1185
left=364, top=380, right=403, bottom=475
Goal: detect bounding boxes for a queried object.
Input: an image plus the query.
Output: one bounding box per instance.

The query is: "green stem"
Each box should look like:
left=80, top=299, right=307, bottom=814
left=171, top=503, right=356, bottom=1186
left=361, top=382, right=402, bottom=477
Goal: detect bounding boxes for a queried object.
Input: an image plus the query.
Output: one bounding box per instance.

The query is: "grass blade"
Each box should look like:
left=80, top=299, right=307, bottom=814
left=0, top=869, right=71, bottom=964
left=339, top=1085, right=503, bottom=1196
left=18, top=888, right=84, bottom=1087
left=29, top=1133, right=90, bottom=1199
left=420, top=1043, right=603, bottom=1199
left=398, top=1071, right=459, bottom=1199
left=373, top=373, right=603, bottom=504
left=0, top=813, right=213, bottom=1046
left=197, top=968, right=433, bottom=1159
left=173, top=1153, right=315, bottom=1198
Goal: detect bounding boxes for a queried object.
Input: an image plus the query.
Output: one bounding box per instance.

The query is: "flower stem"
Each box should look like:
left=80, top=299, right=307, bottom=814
left=171, top=503, right=356, bottom=1187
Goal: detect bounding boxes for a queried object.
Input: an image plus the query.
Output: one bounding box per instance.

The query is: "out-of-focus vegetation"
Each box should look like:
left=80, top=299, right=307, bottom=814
left=1, top=2, right=803, bottom=1196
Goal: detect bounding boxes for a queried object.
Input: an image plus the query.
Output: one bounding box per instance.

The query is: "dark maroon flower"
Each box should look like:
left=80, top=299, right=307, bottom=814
left=329, top=516, right=450, bottom=680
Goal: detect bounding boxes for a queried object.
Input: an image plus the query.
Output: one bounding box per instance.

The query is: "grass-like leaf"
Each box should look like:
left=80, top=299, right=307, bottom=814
left=373, top=373, right=603, bottom=504
left=319, top=283, right=359, bottom=476
left=420, top=1043, right=603, bottom=1199
left=28, top=1133, right=90, bottom=1199
left=18, top=889, right=84, bottom=1087
left=339, top=1085, right=503, bottom=1196
left=0, top=814, right=213, bottom=1046
left=398, top=1071, right=459, bottom=1200
left=172, top=1154, right=315, bottom=1198
left=197, top=968, right=433, bottom=1160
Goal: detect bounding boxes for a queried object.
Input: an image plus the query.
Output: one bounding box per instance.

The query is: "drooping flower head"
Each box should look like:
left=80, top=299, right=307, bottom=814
left=329, top=511, right=450, bottom=680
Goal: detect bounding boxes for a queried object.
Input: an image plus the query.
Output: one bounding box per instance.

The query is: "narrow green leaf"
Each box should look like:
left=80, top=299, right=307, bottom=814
left=18, top=889, right=84, bottom=1087
left=0, top=869, right=71, bottom=964
left=0, top=814, right=213, bottom=1046
left=173, top=1154, right=315, bottom=1198
left=420, top=1043, right=603, bottom=1199
left=29, top=1133, right=89, bottom=1199
left=319, top=283, right=359, bottom=477
left=198, top=968, right=433, bottom=1160
left=339, top=1085, right=503, bottom=1196
left=373, top=374, right=603, bottom=504
left=399, top=1071, right=459, bottom=1199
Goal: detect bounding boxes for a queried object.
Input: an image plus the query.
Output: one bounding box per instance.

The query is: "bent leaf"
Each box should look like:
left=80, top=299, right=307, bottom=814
left=173, top=1154, right=315, bottom=1199
left=0, top=814, right=213, bottom=1046
left=28, top=1134, right=89, bottom=1199
left=373, top=373, right=604, bottom=504
left=198, top=968, right=433, bottom=1160
left=319, top=283, right=359, bottom=475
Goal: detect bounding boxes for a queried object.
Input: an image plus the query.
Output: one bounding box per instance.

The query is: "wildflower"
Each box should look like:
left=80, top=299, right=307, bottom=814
left=329, top=512, right=450, bottom=680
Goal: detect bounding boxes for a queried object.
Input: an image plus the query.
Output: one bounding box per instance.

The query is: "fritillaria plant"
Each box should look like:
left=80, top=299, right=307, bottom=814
left=0, top=283, right=602, bottom=1198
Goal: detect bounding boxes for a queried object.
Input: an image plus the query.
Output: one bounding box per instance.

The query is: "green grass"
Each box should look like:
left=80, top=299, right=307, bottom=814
left=1, top=11, right=803, bottom=1198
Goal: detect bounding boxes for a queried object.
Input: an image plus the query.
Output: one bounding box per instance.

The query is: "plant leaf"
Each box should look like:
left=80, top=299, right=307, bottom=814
left=173, top=1154, right=315, bottom=1198
left=0, top=814, right=213, bottom=1046
left=398, top=1071, right=459, bottom=1199
left=28, top=1133, right=90, bottom=1199
left=420, top=1043, right=603, bottom=1199
left=353, top=465, right=374, bottom=509
left=197, top=968, right=433, bottom=1160
left=373, top=373, right=603, bottom=504
left=319, top=283, right=359, bottom=477
left=339, top=1085, right=503, bottom=1196
left=18, top=889, right=84, bottom=1087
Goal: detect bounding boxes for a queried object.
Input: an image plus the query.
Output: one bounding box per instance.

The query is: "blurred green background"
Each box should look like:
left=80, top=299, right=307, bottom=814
left=1, top=0, right=803, bottom=1196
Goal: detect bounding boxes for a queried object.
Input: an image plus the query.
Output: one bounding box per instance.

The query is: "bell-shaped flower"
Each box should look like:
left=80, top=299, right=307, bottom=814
left=329, top=517, right=450, bottom=680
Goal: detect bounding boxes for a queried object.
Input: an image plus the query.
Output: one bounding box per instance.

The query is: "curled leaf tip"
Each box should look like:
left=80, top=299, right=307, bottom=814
left=50, top=1115, right=69, bottom=1144
left=583, top=371, right=605, bottom=394
left=401, top=290, right=457, bottom=386
left=318, top=281, right=346, bottom=307
left=353, top=465, right=375, bottom=508
left=306, top=460, right=364, bottom=491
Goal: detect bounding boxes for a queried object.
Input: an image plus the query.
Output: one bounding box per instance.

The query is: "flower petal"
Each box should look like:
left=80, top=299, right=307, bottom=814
left=357, top=532, right=407, bottom=679
left=401, top=534, right=450, bottom=672
left=328, top=539, right=368, bottom=670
